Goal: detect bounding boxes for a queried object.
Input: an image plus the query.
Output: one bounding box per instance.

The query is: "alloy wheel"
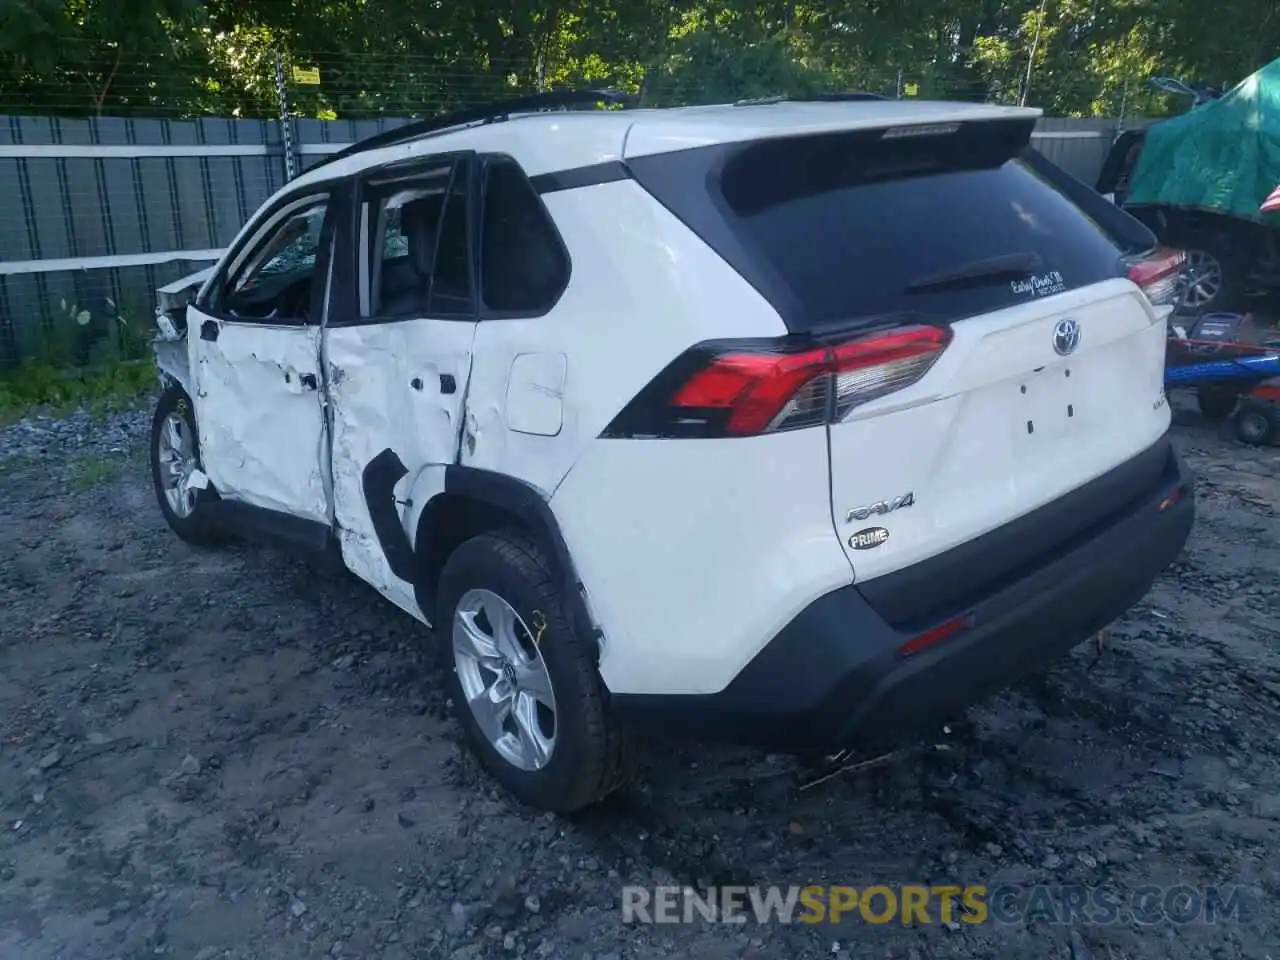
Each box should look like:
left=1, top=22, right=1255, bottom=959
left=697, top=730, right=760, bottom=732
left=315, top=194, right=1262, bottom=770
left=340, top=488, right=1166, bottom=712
left=157, top=412, right=198, bottom=519
left=452, top=588, right=558, bottom=771
left=1179, top=249, right=1223, bottom=311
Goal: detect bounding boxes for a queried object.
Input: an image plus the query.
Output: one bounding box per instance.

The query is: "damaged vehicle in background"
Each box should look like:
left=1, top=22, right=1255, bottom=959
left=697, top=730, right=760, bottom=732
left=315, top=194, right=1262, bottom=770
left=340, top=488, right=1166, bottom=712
left=1094, top=75, right=1221, bottom=210
left=150, top=90, right=1195, bottom=813
left=1097, top=59, right=1280, bottom=314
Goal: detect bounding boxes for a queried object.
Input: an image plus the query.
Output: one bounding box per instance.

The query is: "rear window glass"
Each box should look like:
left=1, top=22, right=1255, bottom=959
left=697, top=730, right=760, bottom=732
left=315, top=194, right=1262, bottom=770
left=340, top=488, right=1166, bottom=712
left=630, top=125, right=1141, bottom=331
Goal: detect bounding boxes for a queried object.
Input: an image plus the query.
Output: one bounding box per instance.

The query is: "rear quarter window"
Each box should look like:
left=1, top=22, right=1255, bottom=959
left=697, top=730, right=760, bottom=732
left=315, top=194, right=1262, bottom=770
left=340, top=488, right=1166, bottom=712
left=630, top=123, right=1146, bottom=332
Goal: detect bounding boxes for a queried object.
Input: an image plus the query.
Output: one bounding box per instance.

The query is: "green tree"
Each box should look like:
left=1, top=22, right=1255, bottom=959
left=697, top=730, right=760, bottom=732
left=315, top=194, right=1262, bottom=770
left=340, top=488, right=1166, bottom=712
left=3, top=0, right=1280, bottom=120
left=0, top=0, right=217, bottom=115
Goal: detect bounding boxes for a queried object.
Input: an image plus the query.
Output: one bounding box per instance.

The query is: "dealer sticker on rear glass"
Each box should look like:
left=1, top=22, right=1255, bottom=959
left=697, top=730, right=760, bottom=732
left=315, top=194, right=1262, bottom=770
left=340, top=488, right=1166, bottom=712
left=1011, top=271, right=1066, bottom=299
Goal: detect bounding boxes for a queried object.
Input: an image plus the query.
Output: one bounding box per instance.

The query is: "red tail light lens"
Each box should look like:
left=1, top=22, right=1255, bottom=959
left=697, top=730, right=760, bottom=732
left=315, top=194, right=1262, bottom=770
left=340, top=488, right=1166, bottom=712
left=1127, top=248, right=1186, bottom=307
left=604, top=325, right=951, bottom=439
left=669, top=351, right=823, bottom=435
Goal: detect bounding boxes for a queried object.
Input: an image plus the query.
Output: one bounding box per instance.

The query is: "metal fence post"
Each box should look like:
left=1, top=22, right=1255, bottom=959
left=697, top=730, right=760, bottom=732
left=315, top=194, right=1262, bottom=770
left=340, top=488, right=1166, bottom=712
left=274, top=51, right=297, bottom=182
left=1117, top=76, right=1130, bottom=136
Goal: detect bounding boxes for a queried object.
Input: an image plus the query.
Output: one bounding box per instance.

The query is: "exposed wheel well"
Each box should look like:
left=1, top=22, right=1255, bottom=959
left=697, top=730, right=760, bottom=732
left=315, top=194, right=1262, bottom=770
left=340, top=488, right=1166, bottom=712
left=411, top=469, right=600, bottom=656
left=414, top=492, right=537, bottom=622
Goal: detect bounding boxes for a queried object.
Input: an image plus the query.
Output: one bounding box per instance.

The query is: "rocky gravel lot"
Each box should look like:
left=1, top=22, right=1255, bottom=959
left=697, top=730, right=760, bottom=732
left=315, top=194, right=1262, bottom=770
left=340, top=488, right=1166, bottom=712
left=0, top=397, right=1278, bottom=960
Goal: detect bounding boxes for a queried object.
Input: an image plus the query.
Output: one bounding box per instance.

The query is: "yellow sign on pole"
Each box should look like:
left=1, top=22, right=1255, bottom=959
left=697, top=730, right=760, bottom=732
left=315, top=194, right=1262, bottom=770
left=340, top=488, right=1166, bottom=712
left=291, top=66, right=321, bottom=85
left=904, top=82, right=919, bottom=97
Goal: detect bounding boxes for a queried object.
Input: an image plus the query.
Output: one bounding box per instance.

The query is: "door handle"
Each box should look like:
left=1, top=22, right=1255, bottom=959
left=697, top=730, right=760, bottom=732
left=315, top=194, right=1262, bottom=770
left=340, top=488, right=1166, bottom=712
left=200, top=320, right=219, bottom=342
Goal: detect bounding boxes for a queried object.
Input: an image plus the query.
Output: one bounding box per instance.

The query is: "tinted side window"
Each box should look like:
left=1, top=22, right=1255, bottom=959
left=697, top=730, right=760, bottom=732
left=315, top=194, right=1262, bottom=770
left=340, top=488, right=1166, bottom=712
left=366, top=160, right=474, bottom=319
left=1018, top=147, right=1154, bottom=253
left=480, top=158, right=569, bottom=314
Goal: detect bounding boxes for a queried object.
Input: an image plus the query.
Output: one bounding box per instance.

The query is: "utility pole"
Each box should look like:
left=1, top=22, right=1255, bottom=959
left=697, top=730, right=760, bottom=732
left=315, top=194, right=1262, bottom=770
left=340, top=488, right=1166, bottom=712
left=1020, top=0, right=1050, bottom=107
left=274, top=50, right=297, bottom=182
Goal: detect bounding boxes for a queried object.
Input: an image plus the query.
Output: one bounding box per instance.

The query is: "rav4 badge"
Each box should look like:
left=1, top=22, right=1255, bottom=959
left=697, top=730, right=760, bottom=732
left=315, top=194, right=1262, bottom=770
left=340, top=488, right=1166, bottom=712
left=849, top=527, right=890, bottom=550
left=846, top=492, right=914, bottom=523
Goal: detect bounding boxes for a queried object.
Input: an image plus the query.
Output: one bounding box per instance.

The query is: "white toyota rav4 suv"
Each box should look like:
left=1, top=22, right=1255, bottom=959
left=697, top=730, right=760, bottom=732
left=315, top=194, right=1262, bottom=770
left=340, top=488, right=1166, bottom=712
left=150, top=91, right=1195, bottom=812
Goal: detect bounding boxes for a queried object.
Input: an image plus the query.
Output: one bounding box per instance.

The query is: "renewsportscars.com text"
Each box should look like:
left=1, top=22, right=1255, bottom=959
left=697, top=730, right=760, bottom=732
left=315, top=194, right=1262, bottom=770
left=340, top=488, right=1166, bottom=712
left=621, top=884, right=1248, bottom=927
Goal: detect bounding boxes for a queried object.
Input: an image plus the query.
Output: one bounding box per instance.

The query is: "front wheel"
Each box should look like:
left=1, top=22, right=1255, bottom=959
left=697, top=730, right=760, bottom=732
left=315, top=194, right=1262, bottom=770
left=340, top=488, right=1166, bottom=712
left=149, top=384, right=225, bottom=546
left=435, top=531, right=635, bottom=812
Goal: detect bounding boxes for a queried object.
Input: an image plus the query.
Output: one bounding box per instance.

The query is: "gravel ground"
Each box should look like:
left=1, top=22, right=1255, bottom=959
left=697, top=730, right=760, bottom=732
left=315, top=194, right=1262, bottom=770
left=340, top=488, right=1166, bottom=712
left=0, top=396, right=1278, bottom=960
left=0, top=405, right=152, bottom=463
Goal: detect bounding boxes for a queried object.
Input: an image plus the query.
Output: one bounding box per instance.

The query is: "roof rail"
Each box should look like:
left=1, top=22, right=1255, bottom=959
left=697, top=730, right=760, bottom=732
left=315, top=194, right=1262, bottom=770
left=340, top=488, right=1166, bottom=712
left=307, top=88, right=636, bottom=173
left=733, top=91, right=890, bottom=107
left=798, top=91, right=891, bottom=102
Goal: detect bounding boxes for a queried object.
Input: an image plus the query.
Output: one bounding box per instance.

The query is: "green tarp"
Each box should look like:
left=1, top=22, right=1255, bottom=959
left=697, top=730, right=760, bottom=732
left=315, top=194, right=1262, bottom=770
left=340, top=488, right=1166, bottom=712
left=1126, top=57, right=1280, bottom=221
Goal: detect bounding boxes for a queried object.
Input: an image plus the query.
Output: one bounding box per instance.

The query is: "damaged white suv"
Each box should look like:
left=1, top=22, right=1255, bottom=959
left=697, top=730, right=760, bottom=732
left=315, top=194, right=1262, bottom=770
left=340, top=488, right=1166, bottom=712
left=151, top=90, right=1195, bottom=812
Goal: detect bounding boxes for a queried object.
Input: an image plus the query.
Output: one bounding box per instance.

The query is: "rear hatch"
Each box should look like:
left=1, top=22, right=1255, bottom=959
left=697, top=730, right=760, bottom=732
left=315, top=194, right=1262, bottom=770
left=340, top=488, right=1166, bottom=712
left=628, top=110, right=1176, bottom=627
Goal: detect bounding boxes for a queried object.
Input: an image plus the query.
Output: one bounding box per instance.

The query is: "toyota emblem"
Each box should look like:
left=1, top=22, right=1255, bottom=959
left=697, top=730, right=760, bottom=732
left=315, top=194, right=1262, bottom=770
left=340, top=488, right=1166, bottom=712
left=1052, top=317, right=1081, bottom=356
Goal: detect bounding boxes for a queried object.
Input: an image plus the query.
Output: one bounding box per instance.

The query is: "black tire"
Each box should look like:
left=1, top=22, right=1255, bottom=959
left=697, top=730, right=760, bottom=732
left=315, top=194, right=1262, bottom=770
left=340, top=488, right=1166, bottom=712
left=1181, top=238, right=1249, bottom=313
left=1234, top=400, right=1280, bottom=446
left=1197, top=386, right=1239, bottom=421
left=149, top=384, right=225, bottom=546
left=435, top=530, right=635, bottom=812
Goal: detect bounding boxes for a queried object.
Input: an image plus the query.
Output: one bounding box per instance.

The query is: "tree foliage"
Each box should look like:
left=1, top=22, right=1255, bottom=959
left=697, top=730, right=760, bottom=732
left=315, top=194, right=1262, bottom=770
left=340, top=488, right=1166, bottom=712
left=0, top=0, right=1275, bottom=118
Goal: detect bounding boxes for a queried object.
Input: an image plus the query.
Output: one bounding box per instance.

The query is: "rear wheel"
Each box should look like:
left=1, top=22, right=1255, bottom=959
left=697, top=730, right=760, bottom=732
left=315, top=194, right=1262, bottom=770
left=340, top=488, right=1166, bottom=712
left=1197, top=386, right=1239, bottom=421
left=150, top=384, right=224, bottom=546
left=435, top=531, right=635, bottom=812
left=1235, top=400, right=1280, bottom=446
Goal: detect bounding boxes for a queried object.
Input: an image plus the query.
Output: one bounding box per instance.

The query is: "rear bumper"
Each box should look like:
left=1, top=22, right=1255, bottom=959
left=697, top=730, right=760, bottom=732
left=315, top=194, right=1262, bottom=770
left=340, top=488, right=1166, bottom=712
left=610, top=436, right=1195, bottom=753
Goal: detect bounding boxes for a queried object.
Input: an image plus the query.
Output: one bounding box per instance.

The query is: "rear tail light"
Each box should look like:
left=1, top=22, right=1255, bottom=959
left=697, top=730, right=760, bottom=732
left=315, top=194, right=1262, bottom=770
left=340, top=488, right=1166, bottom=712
left=603, top=325, right=951, bottom=439
left=1127, top=248, right=1186, bottom=307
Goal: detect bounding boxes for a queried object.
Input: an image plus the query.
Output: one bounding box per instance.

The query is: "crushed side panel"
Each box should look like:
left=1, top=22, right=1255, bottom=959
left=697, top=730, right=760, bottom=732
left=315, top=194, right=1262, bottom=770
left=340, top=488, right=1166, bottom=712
left=324, top=320, right=476, bottom=615
left=153, top=339, right=191, bottom=394
left=192, top=320, right=330, bottom=520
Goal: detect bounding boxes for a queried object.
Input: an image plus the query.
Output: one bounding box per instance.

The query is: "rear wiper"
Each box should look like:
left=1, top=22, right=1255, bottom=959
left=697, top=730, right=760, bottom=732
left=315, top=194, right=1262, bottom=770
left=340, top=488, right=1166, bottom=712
left=905, top=252, right=1044, bottom=294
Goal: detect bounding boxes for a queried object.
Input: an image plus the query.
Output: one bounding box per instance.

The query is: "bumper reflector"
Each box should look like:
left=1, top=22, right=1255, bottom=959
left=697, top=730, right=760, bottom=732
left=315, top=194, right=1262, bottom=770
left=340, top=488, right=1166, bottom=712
left=898, top=616, right=967, bottom=658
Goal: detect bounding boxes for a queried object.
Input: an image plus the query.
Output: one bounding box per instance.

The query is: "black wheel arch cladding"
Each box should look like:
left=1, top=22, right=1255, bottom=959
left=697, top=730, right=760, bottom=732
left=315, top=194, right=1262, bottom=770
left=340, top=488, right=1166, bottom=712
left=401, top=463, right=599, bottom=649
left=361, top=448, right=417, bottom=582
left=358, top=450, right=597, bottom=645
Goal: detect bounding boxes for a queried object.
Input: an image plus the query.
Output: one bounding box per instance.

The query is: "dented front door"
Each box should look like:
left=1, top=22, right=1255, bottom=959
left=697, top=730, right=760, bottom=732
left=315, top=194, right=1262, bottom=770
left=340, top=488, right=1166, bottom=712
left=188, top=191, right=337, bottom=525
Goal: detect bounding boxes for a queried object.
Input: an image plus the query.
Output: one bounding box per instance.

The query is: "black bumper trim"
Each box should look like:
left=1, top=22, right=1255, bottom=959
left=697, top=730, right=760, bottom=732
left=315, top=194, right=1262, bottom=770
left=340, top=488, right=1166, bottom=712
left=610, top=437, right=1194, bottom=753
